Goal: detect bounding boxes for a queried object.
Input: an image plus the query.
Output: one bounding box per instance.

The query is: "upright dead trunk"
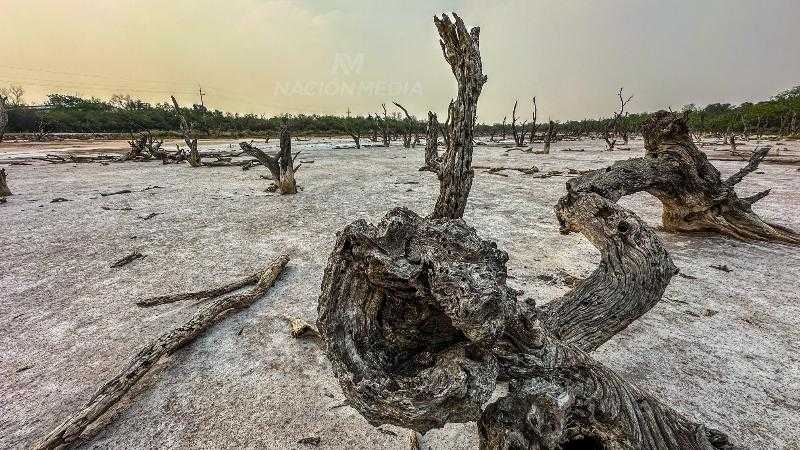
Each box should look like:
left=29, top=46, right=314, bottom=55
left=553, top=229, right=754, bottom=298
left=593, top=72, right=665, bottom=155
left=171, top=96, right=201, bottom=167
left=239, top=124, right=298, bottom=194
left=0, top=168, right=11, bottom=197
left=380, top=104, right=390, bottom=147
left=511, top=100, right=526, bottom=147
left=500, top=116, right=507, bottom=140
left=429, top=14, right=486, bottom=220
left=528, top=97, right=537, bottom=145
left=542, top=120, right=555, bottom=154
left=0, top=95, right=8, bottom=143
left=567, top=111, right=799, bottom=244
left=393, top=102, right=419, bottom=148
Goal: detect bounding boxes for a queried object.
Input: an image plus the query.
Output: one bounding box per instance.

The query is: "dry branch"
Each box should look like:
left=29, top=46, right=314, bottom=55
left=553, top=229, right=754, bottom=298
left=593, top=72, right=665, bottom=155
left=109, top=251, right=144, bottom=268
left=170, top=96, right=200, bottom=167
left=33, top=254, right=289, bottom=450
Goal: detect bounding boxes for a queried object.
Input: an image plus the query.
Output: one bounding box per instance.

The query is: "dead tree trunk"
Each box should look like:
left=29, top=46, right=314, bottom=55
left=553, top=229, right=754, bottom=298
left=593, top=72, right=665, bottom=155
left=511, top=100, right=526, bottom=147
left=393, top=102, right=419, bottom=148
left=500, top=116, right=507, bottom=140
left=567, top=111, right=800, bottom=244
left=0, top=95, right=8, bottom=143
left=171, top=96, right=200, bottom=167
left=239, top=123, right=298, bottom=194
left=602, top=87, right=633, bottom=151
left=316, top=14, right=738, bottom=450
left=542, top=120, right=555, bottom=154
left=0, top=168, right=11, bottom=197
left=528, top=97, right=537, bottom=145
left=380, top=104, right=390, bottom=147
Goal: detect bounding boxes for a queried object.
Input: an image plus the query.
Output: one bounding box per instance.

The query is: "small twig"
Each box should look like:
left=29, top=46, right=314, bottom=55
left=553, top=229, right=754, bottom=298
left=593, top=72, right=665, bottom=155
left=100, top=189, right=132, bottom=197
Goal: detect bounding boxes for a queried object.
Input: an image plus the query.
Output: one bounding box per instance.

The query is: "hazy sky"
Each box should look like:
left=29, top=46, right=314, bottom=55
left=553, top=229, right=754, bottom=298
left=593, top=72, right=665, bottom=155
left=1, top=0, right=798, bottom=122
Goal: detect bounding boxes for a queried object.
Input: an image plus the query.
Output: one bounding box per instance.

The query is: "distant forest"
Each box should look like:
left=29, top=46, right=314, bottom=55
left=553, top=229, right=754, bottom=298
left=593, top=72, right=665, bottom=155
left=2, top=85, right=799, bottom=138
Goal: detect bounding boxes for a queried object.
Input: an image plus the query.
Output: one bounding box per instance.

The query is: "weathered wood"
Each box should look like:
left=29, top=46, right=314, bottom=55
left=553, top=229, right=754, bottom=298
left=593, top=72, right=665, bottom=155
left=393, top=102, right=418, bottom=148
left=542, top=120, right=556, bottom=154
left=239, top=124, right=297, bottom=194
left=33, top=254, right=289, bottom=450
left=136, top=265, right=269, bottom=307
left=0, top=95, right=8, bottom=143
left=170, top=96, right=201, bottom=167
left=0, top=168, right=11, bottom=197
left=317, top=207, right=513, bottom=432
left=568, top=111, right=800, bottom=244
left=429, top=13, right=487, bottom=220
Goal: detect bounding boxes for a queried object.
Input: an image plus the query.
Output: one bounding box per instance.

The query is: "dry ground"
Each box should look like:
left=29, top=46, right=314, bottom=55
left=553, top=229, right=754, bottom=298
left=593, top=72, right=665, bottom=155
left=1, top=136, right=798, bottom=449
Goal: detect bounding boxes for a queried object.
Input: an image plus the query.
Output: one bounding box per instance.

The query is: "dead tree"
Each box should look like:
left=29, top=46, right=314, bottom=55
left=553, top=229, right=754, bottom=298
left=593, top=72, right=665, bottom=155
left=500, top=116, right=507, bottom=140
left=0, top=168, right=11, bottom=197
left=393, top=102, right=419, bottom=148
left=568, top=111, right=799, bottom=244
left=740, top=114, right=749, bottom=140
left=316, top=14, right=740, bottom=450
left=239, top=123, right=299, bottom=194
left=379, top=104, right=391, bottom=147
left=791, top=112, right=798, bottom=136
left=34, top=115, right=49, bottom=142
left=345, top=120, right=361, bottom=149
left=122, top=131, right=164, bottom=161
left=602, top=87, right=633, bottom=150
left=542, top=120, right=556, bottom=153
left=0, top=95, right=8, bottom=143
left=528, top=96, right=537, bottom=144
left=170, top=96, right=201, bottom=167
left=511, top=100, right=526, bottom=147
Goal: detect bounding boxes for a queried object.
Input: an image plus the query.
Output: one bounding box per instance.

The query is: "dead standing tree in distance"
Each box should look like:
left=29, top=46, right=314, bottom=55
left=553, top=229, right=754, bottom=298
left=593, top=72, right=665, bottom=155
left=542, top=119, right=556, bottom=153
left=602, top=87, right=633, bottom=151
left=171, top=96, right=201, bottom=167
left=378, top=104, right=390, bottom=147
left=528, top=96, right=537, bottom=144
left=393, top=102, right=419, bottom=148
left=0, top=94, right=8, bottom=143
left=317, top=13, right=740, bottom=450
left=239, top=123, right=299, bottom=194
left=569, top=111, right=800, bottom=244
left=510, top=100, right=527, bottom=147
left=0, top=168, right=11, bottom=198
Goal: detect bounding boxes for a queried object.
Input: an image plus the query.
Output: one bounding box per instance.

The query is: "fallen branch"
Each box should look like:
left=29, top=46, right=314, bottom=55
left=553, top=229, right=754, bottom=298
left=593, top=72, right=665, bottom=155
left=136, top=264, right=272, bottom=307
left=110, top=251, right=144, bottom=268
left=33, top=254, right=290, bottom=450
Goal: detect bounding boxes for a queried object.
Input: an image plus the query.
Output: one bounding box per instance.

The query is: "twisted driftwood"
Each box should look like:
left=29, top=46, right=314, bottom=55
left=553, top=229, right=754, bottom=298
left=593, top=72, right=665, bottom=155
left=239, top=124, right=298, bottom=194
left=317, top=13, right=739, bottom=450
left=33, top=254, right=289, bottom=450
left=568, top=111, right=800, bottom=244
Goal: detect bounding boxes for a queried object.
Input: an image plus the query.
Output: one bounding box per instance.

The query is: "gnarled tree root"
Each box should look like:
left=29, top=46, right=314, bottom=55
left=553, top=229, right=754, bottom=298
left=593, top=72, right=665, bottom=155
left=32, top=254, right=289, bottom=450
left=567, top=111, right=800, bottom=244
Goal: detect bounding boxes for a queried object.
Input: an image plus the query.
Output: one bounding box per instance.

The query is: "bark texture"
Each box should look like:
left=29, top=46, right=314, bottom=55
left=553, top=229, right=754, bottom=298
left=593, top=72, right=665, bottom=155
left=568, top=111, right=800, bottom=244
left=429, top=13, right=487, bottom=220
left=317, top=207, right=514, bottom=432
left=33, top=254, right=289, bottom=450
left=0, top=168, right=11, bottom=197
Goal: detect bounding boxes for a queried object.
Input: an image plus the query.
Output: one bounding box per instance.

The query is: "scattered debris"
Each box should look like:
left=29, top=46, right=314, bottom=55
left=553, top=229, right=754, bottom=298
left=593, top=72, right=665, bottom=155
left=710, top=264, right=733, bottom=273
left=138, top=213, right=160, bottom=220
left=297, top=436, right=321, bottom=446
left=100, top=189, right=133, bottom=197
left=288, top=317, right=322, bottom=339
left=110, top=251, right=145, bottom=268
left=50, top=198, right=69, bottom=203
left=678, top=272, right=698, bottom=280
left=101, top=206, right=133, bottom=211
left=705, top=309, right=719, bottom=317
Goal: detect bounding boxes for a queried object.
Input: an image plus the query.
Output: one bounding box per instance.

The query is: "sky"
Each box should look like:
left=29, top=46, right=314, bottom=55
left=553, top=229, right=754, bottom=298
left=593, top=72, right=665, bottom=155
left=0, top=0, right=798, bottom=122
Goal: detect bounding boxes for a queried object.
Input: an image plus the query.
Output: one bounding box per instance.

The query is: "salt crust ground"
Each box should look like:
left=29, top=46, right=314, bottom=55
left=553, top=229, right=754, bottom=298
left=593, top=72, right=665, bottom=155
left=1, top=137, right=798, bottom=449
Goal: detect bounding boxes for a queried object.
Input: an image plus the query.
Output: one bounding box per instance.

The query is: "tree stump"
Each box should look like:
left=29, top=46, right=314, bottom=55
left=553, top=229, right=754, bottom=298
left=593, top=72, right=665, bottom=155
left=240, top=123, right=298, bottom=195
left=0, top=168, right=11, bottom=197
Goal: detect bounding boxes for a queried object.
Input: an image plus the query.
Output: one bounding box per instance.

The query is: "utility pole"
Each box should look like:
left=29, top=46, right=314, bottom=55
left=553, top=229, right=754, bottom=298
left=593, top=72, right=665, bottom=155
left=198, top=85, right=206, bottom=107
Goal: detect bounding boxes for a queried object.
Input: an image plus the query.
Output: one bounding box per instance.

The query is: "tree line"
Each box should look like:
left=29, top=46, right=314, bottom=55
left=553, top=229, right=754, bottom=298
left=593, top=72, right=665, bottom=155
left=2, top=84, right=799, bottom=138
